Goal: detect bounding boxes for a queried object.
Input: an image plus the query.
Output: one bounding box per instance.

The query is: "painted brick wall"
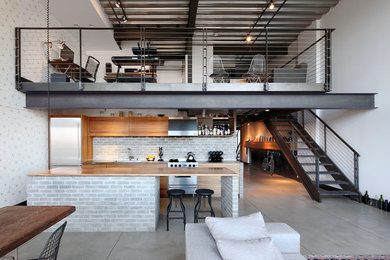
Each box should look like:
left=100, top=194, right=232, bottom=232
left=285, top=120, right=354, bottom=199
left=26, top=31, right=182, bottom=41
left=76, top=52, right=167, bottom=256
left=221, top=176, right=239, bottom=217
left=27, top=176, right=160, bottom=232
left=93, top=136, right=237, bottom=162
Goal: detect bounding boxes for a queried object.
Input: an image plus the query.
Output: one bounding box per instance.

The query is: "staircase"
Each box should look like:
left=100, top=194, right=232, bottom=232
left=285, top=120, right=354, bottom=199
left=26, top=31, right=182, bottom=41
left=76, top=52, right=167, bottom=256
left=264, top=111, right=360, bottom=202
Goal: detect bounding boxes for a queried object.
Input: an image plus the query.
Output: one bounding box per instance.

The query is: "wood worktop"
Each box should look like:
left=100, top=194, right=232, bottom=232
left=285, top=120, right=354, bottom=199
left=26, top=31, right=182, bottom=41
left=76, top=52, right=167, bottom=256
left=28, top=167, right=238, bottom=177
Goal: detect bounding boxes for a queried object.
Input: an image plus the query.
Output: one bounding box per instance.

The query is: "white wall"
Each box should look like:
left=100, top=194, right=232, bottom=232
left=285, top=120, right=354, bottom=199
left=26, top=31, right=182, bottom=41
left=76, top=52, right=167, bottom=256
left=317, top=0, right=390, bottom=198
left=0, top=0, right=55, bottom=206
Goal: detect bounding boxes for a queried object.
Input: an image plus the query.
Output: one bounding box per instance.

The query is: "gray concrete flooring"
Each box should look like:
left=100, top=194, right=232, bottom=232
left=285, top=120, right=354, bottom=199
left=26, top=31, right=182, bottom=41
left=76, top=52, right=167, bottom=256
left=16, top=165, right=390, bottom=259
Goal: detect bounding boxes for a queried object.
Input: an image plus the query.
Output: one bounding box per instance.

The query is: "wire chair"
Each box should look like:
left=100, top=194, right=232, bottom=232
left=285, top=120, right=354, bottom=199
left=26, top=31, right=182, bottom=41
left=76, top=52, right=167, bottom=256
left=83, top=56, right=100, bottom=82
left=209, top=55, right=229, bottom=83
left=30, top=221, right=67, bottom=260
left=243, top=54, right=265, bottom=83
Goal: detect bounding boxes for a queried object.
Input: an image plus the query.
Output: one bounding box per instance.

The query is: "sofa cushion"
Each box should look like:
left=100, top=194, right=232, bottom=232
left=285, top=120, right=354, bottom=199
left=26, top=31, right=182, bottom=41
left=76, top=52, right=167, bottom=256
left=205, top=212, right=269, bottom=241
left=216, top=237, right=285, bottom=260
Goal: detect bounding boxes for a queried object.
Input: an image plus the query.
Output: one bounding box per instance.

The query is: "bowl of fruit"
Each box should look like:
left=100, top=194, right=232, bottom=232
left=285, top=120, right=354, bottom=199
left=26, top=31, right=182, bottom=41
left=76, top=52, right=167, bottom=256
left=146, top=155, right=155, bottom=162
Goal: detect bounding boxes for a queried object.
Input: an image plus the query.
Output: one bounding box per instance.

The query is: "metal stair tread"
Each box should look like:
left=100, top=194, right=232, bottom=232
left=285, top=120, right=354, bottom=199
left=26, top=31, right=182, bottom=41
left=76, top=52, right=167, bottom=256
left=312, top=180, right=349, bottom=185
left=301, top=162, right=333, bottom=166
left=295, top=154, right=326, bottom=158
left=306, top=171, right=341, bottom=175
left=319, top=189, right=359, bottom=196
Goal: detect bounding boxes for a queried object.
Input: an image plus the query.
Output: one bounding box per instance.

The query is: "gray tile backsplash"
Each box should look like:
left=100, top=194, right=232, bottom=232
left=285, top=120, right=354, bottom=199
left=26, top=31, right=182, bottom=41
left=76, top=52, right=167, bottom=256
left=93, top=136, right=237, bottom=161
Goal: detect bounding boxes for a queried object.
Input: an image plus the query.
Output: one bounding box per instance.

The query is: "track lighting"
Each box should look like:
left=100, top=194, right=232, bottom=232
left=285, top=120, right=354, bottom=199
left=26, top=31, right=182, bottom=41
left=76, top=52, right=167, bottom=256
left=115, top=1, right=121, bottom=8
left=268, top=0, right=275, bottom=9
left=245, top=34, right=252, bottom=42
left=122, top=15, right=128, bottom=23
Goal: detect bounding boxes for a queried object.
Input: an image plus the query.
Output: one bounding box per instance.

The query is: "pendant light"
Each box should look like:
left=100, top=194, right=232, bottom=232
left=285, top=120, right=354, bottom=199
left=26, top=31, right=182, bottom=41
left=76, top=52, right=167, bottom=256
left=115, top=1, right=121, bottom=8
left=245, top=34, right=252, bottom=42
left=268, top=0, right=275, bottom=9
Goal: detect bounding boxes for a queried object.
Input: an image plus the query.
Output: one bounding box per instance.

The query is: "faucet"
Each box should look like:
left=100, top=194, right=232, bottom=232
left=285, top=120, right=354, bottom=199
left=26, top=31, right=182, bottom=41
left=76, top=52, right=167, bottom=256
left=128, top=148, right=135, bottom=161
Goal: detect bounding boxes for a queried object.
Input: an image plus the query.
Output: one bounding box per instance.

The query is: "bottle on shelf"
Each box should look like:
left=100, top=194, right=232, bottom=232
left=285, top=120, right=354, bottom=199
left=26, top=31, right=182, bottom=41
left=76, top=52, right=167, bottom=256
left=213, top=125, right=217, bottom=136
left=198, top=125, right=202, bottom=136
left=384, top=199, right=389, bottom=212
left=378, top=195, right=384, bottom=210
left=227, top=124, right=231, bottom=135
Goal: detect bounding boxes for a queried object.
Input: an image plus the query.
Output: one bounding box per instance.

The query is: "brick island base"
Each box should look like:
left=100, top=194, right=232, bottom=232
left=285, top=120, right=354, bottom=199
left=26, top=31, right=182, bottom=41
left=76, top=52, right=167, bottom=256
left=27, top=175, right=238, bottom=232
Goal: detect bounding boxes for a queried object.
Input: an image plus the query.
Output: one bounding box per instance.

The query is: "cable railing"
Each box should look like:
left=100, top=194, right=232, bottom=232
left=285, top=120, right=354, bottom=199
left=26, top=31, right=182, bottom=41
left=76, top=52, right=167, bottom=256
left=15, top=27, right=334, bottom=92
left=295, top=110, right=359, bottom=188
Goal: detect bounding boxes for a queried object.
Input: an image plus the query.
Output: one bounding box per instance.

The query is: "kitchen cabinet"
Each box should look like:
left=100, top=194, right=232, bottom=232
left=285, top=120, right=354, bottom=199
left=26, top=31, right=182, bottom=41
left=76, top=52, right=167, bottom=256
left=88, top=117, right=130, bottom=136
left=129, top=117, right=168, bottom=136
left=88, top=117, right=168, bottom=137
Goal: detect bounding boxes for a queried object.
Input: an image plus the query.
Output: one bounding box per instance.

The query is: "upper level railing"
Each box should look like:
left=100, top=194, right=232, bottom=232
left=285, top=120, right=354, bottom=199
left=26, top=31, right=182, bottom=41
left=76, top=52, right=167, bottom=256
left=15, top=27, right=334, bottom=92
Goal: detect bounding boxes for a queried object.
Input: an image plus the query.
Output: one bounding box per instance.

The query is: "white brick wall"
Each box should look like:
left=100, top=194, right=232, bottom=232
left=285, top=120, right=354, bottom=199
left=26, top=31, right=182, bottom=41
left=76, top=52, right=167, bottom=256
left=27, top=176, right=160, bottom=232
left=93, top=136, right=237, bottom=161
left=221, top=176, right=239, bottom=217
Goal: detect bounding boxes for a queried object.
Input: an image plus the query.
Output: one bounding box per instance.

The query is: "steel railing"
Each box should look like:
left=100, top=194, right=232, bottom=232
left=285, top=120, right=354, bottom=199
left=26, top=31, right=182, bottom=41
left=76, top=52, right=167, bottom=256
left=295, top=110, right=359, bottom=188
left=15, top=27, right=334, bottom=92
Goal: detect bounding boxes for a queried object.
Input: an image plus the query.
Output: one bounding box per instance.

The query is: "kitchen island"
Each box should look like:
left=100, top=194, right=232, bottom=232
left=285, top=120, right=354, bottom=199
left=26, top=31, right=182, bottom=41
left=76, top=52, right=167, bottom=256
left=27, top=167, right=239, bottom=232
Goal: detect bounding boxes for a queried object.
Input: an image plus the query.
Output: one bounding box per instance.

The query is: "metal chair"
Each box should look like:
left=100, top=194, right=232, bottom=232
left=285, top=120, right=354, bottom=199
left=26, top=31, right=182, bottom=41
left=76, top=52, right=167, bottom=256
left=209, top=55, right=229, bottom=83
left=243, top=54, right=265, bottom=83
left=83, top=56, right=100, bottom=82
left=30, top=221, right=67, bottom=260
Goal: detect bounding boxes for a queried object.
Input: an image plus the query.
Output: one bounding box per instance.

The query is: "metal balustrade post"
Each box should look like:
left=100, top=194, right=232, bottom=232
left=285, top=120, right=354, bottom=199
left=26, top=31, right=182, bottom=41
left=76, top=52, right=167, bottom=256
left=264, top=29, right=269, bottom=91
left=354, top=153, right=359, bottom=189
left=79, top=28, right=83, bottom=90
left=315, top=157, right=320, bottom=190
left=324, top=125, right=327, bottom=154
left=325, top=29, right=332, bottom=92
left=202, top=28, right=208, bottom=91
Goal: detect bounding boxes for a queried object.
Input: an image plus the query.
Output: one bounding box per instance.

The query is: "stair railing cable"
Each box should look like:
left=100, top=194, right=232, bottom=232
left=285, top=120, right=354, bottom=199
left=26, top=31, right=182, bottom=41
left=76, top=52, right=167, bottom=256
left=294, top=110, right=359, bottom=189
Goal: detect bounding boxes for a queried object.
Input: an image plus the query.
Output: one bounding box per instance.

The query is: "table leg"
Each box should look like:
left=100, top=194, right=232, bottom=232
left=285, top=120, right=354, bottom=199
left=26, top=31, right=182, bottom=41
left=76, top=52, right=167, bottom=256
left=116, top=65, right=121, bottom=82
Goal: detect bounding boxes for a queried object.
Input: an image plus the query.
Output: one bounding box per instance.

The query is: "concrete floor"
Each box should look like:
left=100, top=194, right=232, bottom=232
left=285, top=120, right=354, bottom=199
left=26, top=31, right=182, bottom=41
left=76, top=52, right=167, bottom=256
left=16, top=165, right=390, bottom=259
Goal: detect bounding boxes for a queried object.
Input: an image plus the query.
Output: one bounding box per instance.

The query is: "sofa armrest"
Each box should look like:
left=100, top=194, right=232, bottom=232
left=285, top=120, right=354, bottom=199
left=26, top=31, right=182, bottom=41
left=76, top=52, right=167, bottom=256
left=265, top=223, right=301, bottom=254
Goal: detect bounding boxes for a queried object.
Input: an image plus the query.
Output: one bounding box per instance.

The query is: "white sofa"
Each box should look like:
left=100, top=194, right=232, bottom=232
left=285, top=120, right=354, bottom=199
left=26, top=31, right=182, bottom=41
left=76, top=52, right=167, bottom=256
left=185, top=223, right=306, bottom=260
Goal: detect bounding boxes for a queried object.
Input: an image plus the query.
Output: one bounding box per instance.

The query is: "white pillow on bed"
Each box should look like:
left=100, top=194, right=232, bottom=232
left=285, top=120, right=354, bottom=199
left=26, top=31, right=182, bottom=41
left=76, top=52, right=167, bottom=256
left=216, top=237, right=285, bottom=260
left=205, top=212, right=269, bottom=241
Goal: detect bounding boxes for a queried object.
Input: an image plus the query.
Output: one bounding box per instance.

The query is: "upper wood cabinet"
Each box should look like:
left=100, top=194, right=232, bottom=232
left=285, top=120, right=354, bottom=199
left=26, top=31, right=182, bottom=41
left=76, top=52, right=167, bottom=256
left=88, top=117, right=130, bottom=136
left=129, top=117, right=168, bottom=136
left=88, top=117, right=168, bottom=137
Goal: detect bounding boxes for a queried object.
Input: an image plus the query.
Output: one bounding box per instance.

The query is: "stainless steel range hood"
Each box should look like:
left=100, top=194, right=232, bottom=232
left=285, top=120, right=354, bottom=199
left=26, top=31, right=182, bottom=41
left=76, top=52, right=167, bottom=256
left=168, top=117, right=198, bottom=136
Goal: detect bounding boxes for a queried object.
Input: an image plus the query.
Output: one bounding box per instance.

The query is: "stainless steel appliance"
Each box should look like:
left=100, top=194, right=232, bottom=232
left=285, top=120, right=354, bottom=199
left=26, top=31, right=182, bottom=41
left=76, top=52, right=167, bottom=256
left=168, top=117, right=198, bottom=136
left=168, top=159, right=198, bottom=194
left=50, top=117, right=82, bottom=167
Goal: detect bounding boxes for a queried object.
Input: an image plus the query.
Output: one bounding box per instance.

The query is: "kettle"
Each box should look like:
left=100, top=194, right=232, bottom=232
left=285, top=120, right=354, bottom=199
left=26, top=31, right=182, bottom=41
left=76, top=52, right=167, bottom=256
left=186, top=152, right=196, bottom=162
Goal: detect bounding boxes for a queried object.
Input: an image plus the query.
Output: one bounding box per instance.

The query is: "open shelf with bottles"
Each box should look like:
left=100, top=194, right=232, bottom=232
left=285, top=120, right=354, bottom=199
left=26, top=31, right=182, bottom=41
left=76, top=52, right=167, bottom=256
left=197, top=116, right=235, bottom=136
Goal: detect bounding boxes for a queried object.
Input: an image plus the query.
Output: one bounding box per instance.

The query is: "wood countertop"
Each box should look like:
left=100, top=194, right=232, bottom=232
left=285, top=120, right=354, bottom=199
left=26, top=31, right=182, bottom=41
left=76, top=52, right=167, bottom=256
left=28, top=167, right=238, bottom=177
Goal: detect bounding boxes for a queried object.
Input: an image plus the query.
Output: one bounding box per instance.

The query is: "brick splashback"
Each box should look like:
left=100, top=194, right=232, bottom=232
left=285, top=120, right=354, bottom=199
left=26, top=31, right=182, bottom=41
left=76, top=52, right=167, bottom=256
left=93, top=136, right=237, bottom=161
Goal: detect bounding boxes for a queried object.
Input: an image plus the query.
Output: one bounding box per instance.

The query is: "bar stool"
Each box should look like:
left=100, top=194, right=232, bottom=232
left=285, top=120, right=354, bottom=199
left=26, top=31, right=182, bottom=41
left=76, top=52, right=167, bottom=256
left=166, top=189, right=186, bottom=231
left=194, top=189, right=215, bottom=223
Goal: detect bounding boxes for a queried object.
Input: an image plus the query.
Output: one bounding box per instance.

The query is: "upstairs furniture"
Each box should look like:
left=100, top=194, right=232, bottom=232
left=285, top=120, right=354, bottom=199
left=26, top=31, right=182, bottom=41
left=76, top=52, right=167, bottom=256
left=49, top=55, right=100, bottom=83
left=30, top=222, right=67, bottom=260
left=166, top=189, right=186, bottom=231
left=209, top=55, right=229, bottom=83
left=273, top=63, right=308, bottom=83
left=0, top=206, right=75, bottom=259
left=185, top=222, right=305, bottom=260
left=105, top=56, right=159, bottom=83
left=243, top=54, right=266, bottom=83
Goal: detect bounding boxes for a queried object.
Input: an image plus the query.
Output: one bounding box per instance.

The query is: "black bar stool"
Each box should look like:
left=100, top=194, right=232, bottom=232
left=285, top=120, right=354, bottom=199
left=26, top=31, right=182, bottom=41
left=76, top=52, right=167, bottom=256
left=166, top=189, right=186, bottom=231
left=194, top=189, right=215, bottom=223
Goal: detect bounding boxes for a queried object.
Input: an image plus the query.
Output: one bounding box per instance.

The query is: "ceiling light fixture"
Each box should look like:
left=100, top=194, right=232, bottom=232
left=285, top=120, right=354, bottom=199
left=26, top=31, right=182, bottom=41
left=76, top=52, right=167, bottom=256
left=122, top=15, right=128, bottom=23
left=245, top=34, right=252, bottom=42
left=115, top=1, right=121, bottom=8
left=265, top=109, right=270, bottom=112
left=268, top=0, right=275, bottom=10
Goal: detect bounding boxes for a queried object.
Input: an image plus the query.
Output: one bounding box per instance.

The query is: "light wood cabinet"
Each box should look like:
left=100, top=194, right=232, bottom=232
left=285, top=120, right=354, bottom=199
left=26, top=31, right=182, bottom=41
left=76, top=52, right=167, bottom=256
left=88, top=117, right=168, bottom=137
left=129, top=117, right=168, bottom=136
left=88, top=117, right=130, bottom=136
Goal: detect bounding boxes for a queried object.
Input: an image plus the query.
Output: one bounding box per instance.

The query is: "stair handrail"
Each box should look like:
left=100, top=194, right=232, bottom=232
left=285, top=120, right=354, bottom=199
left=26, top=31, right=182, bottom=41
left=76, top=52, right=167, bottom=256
left=308, top=110, right=360, bottom=157
left=287, top=117, right=323, bottom=158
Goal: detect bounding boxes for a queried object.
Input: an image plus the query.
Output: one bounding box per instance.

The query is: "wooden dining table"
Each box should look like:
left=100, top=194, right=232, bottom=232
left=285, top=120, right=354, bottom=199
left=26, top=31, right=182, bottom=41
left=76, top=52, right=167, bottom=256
left=0, top=206, right=75, bottom=259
